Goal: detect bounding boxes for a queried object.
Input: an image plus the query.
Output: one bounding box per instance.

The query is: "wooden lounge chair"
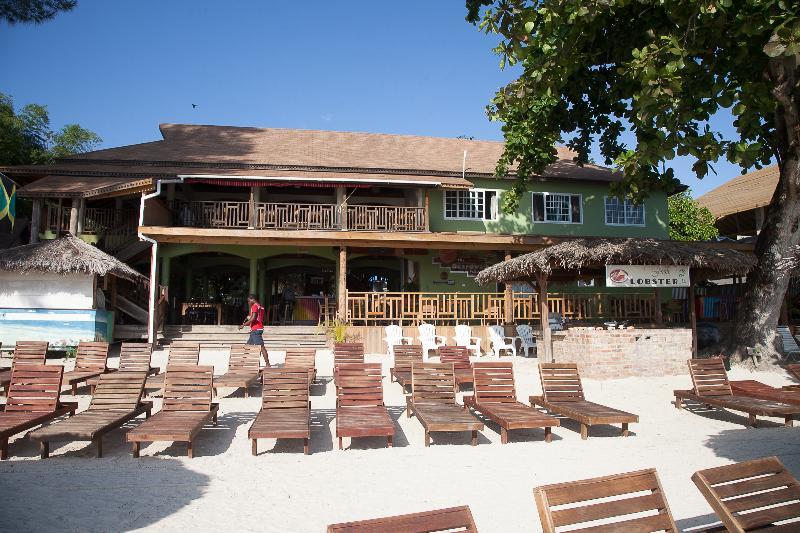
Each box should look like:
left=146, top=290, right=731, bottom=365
left=249, top=368, right=310, bottom=455
left=390, top=344, right=423, bottom=392
left=0, top=341, right=48, bottom=396
left=692, top=456, right=800, bottom=532
left=145, top=341, right=200, bottom=394
left=408, top=363, right=483, bottom=447
left=334, top=342, right=365, bottom=365
left=438, top=345, right=473, bottom=388
left=86, top=342, right=160, bottom=392
left=730, top=379, right=800, bottom=405
left=785, top=363, right=800, bottom=391
left=62, top=341, right=110, bottom=395
left=463, top=362, right=558, bottom=443
left=327, top=505, right=478, bottom=532
left=336, top=363, right=394, bottom=450
left=127, top=365, right=218, bottom=458
left=531, top=363, right=638, bottom=439
left=283, top=347, right=317, bottom=384
left=29, top=371, right=151, bottom=458
left=674, top=357, right=800, bottom=427
left=213, top=344, right=261, bottom=397
left=534, top=468, right=677, bottom=532
left=0, top=365, right=78, bottom=459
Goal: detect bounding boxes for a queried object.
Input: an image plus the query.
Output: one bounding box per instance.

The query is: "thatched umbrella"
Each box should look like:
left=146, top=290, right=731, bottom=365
left=0, top=233, right=146, bottom=284
left=476, top=237, right=756, bottom=359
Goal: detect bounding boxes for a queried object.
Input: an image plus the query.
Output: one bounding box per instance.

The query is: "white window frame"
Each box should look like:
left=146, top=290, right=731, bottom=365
left=531, top=192, right=583, bottom=224
left=442, top=188, right=500, bottom=221
left=603, top=196, right=646, bottom=226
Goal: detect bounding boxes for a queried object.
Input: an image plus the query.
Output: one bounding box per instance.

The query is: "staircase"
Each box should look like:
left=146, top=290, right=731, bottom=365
left=160, top=325, right=328, bottom=349
left=114, top=294, right=149, bottom=323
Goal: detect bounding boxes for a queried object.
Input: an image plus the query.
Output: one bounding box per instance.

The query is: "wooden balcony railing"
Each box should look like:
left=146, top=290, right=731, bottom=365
left=346, top=291, right=657, bottom=325
left=43, top=205, right=135, bottom=237
left=45, top=204, right=70, bottom=233
left=173, top=200, right=428, bottom=232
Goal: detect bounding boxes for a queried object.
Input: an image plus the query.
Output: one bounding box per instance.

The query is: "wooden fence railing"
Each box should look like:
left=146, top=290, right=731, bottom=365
left=346, top=205, right=426, bottom=232
left=346, top=291, right=657, bottom=325
left=257, top=202, right=339, bottom=230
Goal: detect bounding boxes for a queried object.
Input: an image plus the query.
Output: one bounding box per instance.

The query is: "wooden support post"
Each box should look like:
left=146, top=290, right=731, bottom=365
left=503, top=251, right=514, bottom=324
left=249, top=257, right=258, bottom=296
left=536, top=274, right=552, bottom=362
left=336, top=187, right=347, bottom=230
left=688, top=272, right=698, bottom=357
left=337, top=246, right=347, bottom=321
left=68, top=198, right=80, bottom=235
left=424, top=190, right=430, bottom=232
left=76, top=198, right=86, bottom=235
left=248, top=186, right=256, bottom=228
left=30, top=198, right=41, bottom=243
left=166, top=183, right=175, bottom=206
left=654, top=288, right=663, bottom=325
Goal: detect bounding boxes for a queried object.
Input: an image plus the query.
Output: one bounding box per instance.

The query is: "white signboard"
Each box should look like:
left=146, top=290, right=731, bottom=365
left=605, top=265, right=690, bottom=288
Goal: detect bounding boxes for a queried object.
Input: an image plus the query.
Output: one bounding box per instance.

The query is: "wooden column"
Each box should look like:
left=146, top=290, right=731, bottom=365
left=653, top=288, right=663, bottom=325
left=503, top=251, right=514, bottom=324
left=30, top=199, right=41, bottom=243
left=248, top=187, right=257, bottom=229
left=76, top=198, right=86, bottom=235
left=336, top=187, right=347, bottom=230
left=688, top=272, right=697, bottom=356
left=424, top=190, right=430, bottom=232
left=258, top=259, right=266, bottom=305
left=68, top=198, right=80, bottom=235
left=536, top=273, right=552, bottom=362
left=249, top=257, right=258, bottom=296
left=166, top=184, right=176, bottom=206
left=337, top=246, right=348, bottom=321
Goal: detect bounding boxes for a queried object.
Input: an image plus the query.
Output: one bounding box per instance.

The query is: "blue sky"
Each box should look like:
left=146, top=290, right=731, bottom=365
left=1, top=0, right=751, bottom=197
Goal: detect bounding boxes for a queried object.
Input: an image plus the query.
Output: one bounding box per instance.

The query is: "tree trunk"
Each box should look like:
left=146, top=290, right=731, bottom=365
left=730, top=55, right=800, bottom=363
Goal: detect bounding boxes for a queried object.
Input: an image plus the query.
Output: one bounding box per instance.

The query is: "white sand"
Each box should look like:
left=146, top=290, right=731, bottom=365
left=2, top=349, right=799, bottom=532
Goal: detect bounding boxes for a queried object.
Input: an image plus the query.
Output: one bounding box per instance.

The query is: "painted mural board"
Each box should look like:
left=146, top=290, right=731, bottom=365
left=0, top=308, right=113, bottom=349
left=605, top=265, right=690, bottom=288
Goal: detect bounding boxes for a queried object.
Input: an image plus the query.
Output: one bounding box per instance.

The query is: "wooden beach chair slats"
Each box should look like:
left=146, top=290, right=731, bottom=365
left=730, top=380, right=800, bottom=405
left=438, top=346, right=471, bottom=370
left=334, top=343, right=365, bottom=365
left=336, top=363, right=384, bottom=407
left=163, top=365, right=213, bottom=411
left=13, top=341, right=49, bottom=363
left=262, top=368, right=310, bottom=409
left=534, top=469, right=677, bottom=533
left=539, top=363, right=585, bottom=401
left=5, top=365, right=64, bottom=412
left=391, top=344, right=422, bottom=389
left=89, top=372, right=149, bottom=411
left=249, top=368, right=310, bottom=454
left=119, top=343, right=154, bottom=372
left=411, top=363, right=457, bottom=404
left=689, top=357, right=733, bottom=397
left=472, top=362, right=516, bottom=403
left=692, top=456, right=800, bottom=532
left=327, top=505, right=478, bottom=532
left=166, top=342, right=201, bottom=366
left=73, top=342, right=109, bottom=371
left=787, top=364, right=800, bottom=383
left=284, top=348, right=317, bottom=381
left=228, top=344, right=261, bottom=371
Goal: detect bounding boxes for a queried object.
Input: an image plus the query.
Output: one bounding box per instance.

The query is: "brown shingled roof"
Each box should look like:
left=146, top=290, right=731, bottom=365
left=696, top=165, right=778, bottom=219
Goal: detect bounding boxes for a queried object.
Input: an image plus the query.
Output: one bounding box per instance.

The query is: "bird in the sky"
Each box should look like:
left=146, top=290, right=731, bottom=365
left=191, top=104, right=198, bottom=108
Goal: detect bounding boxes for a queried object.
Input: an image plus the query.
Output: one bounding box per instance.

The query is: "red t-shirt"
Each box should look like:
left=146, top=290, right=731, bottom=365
left=250, top=303, right=264, bottom=331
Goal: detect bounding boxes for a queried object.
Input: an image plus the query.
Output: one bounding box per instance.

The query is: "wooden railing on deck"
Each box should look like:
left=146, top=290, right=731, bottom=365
left=346, top=291, right=656, bottom=325
left=346, top=205, right=426, bottom=232
left=257, top=202, right=339, bottom=230
left=176, top=200, right=250, bottom=228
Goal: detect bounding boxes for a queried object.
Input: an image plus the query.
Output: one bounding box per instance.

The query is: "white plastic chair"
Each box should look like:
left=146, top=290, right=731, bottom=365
left=488, top=325, right=518, bottom=357
left=384, top=324, right=412, bottom=359
left=417, top=323, right=446, bottom=361
left=452, top=324, right=482, bottom=357
left=516, top=324, right=537, bottom=357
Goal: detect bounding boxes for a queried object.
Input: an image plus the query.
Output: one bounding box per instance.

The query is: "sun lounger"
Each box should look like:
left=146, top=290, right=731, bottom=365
left=0, top=341, right=48, bottom=396
left=334, top=342, right=365, bottom=365
left=335, top=363, right=394, bottom=450
left=438, top=345, right=473, bottom=388
left=786, top=363, right=800, bottom=390
left=463, top=362, right=558, bottom=443
left=674, top=357, right=800, bottom=427
left=249, top=368, right=310, bottom=455
left=145, top=341, right=200, bottom=394
left=408, top=363, right=483, bottom=447
left=62, top=342, right=109, bottom=395
left=730, top=379, right=800, bottom=405
left=29, top=371, right=151, bottom=458
left=534, top=469, right=677, bottom=532
left=283, top=347, right=317, bottom=384
left=86, top=342, right=159, bottom=392
left=127, top=365, right=218, bottom=458
left=531, top=363, right=638, bottom=439
left=390, top=344, right=423, bottom=392
left=0, top=365, right=77, bottom=459
left=327, top=506, right=478, bottom=532
left=692, top=456, right=800, bottom=532
left=213, top=344, right=261, bottom=397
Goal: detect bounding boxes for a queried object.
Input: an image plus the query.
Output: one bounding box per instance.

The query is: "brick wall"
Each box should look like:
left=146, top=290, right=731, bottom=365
left=547, top=327, right=691, bottom=379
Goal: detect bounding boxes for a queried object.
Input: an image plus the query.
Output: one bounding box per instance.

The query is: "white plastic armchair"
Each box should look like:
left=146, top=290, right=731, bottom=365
left=417, top=323, right=446, bottom=361
left=516, top=324, right=537, bottom=357
left=488, top=325, right=518, bottom=358
left=384, top=324, right=412, bottom=358
left=452, top=324, right=482, bottom=357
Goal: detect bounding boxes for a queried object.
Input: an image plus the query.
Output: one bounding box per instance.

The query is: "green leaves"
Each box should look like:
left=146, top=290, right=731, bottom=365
left=667, top=190, right=719, bottom=241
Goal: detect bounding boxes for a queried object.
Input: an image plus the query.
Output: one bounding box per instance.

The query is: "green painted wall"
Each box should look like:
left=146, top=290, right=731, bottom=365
left=428, top=177, right=669, bottom=238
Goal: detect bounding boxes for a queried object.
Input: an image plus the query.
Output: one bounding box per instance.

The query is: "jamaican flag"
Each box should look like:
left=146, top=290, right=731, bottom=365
left=0, top=173, right=16, bottom=233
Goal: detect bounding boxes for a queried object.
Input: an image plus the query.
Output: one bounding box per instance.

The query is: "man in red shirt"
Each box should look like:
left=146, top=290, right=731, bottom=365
left=239, top=293, right=270, bottom=367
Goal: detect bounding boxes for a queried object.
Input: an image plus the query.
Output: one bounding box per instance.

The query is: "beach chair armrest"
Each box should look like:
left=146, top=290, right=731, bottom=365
left=470, top=336, right=481, bottom=344
left=503, top=336, right=520, bottom=343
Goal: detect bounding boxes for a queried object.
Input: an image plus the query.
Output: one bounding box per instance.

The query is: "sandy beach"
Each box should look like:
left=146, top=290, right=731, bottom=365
left=2, top=348, right=799, bottom=532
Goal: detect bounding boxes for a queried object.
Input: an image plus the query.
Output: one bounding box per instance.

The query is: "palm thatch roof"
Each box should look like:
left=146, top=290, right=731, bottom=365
left=475, top=237, right=756, bottom=285
left=0, top=234, right=147, bottom=283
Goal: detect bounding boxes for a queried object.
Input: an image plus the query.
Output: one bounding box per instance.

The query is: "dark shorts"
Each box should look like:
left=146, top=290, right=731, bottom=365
left=247, top=329, right=264, bottom=345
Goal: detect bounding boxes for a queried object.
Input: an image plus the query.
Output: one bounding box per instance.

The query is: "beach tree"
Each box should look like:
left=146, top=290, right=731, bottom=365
left=467, top=0, right=800, bottom=362
left=0, top=0, right=76, bottom=24
left=667, top=191, right=719, bottom=242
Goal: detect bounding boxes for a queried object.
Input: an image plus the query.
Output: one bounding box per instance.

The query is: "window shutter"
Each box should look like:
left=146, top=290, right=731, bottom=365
left=570, top=195, right=582, bottom=223
left=485, top=191, right=497, bottom=219
left=532, top=193, right=545, bottom=222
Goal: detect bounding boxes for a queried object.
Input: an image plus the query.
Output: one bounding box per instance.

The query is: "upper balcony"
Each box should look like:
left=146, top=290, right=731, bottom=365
left=173, top=200, right=428, bottom=232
